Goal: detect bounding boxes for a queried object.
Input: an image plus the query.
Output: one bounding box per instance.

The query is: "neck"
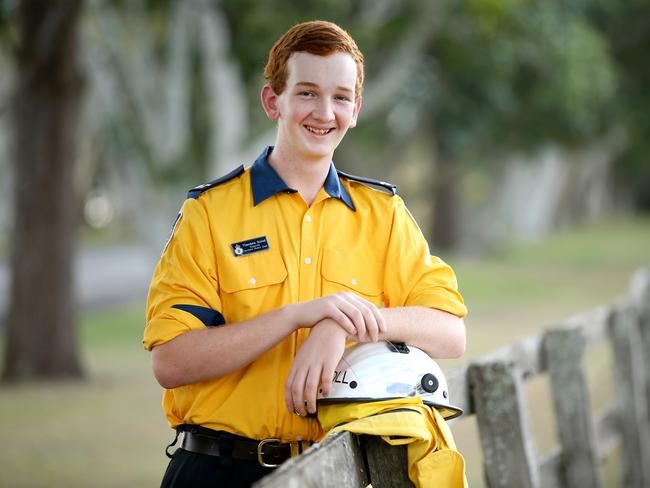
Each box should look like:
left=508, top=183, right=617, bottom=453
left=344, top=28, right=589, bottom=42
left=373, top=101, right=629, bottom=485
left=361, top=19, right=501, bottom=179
left=268, top=146, right=331, bottom=205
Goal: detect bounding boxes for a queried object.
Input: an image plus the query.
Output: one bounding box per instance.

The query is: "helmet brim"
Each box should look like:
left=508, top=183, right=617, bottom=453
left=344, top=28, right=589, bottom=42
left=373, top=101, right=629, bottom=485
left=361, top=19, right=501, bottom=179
left=317, top=396, right=463, bottom=420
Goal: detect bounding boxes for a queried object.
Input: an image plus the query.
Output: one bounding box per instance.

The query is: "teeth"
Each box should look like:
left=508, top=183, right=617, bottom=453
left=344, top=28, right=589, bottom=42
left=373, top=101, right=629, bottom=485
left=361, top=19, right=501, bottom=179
left=306, top=126, right=331, bottom=135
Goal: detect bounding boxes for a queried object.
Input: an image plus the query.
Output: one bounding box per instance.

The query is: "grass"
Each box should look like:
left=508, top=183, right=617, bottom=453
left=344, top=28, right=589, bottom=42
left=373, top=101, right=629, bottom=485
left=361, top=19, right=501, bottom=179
left=0, top=303, right=169, bottom=487
left=0, top=215, right=648, bottom=487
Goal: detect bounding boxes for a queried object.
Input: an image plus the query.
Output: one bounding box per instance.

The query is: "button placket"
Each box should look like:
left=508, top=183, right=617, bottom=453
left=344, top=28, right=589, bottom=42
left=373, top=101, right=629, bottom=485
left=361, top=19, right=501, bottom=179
left=298, top=209, right=319, bottom=301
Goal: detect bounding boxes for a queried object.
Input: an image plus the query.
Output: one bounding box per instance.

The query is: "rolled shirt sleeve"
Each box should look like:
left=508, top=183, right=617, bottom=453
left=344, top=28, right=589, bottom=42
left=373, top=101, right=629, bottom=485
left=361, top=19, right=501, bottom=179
left=143, top=197, right=224, bottom=350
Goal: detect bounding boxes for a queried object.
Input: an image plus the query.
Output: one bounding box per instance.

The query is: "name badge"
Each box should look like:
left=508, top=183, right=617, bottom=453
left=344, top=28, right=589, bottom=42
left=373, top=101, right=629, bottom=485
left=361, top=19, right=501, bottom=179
left=230, top=236, right=270, bottom=257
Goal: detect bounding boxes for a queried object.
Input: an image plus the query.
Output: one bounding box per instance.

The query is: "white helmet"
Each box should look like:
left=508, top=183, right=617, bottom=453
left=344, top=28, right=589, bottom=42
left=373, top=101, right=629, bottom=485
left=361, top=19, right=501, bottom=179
left=317, top=341, right=462, bottom=420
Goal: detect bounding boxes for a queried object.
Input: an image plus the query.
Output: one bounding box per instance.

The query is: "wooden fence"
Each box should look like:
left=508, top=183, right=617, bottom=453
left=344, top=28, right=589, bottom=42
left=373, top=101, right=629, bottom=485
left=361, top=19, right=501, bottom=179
left=255, top=267, right=650, bottom=488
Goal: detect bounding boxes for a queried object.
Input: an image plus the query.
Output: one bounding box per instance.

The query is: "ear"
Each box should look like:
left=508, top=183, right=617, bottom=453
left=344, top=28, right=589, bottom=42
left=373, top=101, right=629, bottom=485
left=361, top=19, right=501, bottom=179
left=348, top=97, right=362, bottom=128
left=261, top=84, right=280, bottom=120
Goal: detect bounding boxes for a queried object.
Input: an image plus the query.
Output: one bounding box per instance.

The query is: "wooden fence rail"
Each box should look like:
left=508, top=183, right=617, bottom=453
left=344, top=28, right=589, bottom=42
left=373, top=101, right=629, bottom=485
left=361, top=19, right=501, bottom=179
left=256, top=267, right=650, bottom=488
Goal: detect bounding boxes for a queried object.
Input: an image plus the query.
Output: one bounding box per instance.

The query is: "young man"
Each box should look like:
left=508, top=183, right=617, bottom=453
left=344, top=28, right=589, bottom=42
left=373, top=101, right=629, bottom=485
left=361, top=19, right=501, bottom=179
left=144, top=20, right=467, bottom=487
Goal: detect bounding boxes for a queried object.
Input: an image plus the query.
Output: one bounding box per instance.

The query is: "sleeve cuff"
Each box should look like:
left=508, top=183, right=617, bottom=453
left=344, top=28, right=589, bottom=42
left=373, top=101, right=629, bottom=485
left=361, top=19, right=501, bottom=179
left=143, top=306, right=224, bottom=350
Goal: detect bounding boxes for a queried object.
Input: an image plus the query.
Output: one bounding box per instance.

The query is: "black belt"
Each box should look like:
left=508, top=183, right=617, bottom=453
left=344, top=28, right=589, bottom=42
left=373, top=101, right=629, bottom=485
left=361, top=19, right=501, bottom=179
left=178, top=427, right=311, bottom=467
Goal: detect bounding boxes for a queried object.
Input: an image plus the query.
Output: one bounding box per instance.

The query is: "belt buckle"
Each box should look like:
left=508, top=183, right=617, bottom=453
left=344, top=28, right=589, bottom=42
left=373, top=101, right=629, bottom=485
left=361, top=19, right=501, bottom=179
left=257, top=438, right=282, bottom=467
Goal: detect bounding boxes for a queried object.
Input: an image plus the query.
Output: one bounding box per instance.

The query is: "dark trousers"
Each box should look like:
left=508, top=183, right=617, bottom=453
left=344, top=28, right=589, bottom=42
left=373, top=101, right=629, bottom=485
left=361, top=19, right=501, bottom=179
left=161, top=448, right=275, bottom=488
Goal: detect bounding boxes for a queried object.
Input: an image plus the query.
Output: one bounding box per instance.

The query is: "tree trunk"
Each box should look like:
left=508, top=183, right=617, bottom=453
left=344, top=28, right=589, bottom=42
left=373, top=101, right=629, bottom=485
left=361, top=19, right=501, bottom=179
left=431, top=155, right=462, bottom=251
left=2, top=0, right=86, bottom=382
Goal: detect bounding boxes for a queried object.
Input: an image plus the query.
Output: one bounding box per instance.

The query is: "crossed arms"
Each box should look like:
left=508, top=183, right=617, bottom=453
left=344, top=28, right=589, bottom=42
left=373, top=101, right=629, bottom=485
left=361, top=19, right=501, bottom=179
left=151, top=292, right=465, bottom=416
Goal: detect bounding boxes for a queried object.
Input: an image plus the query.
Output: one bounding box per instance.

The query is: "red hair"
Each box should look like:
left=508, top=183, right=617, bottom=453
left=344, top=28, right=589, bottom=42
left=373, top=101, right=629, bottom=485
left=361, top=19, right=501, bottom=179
left=264, top=20, right=364, bottom=100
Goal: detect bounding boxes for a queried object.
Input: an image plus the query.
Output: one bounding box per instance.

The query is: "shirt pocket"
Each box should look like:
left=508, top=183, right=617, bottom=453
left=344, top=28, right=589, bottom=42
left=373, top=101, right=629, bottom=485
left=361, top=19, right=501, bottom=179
left=321, top=248, right=384, bottom=307
left=218, top=249, right=288, bottom=319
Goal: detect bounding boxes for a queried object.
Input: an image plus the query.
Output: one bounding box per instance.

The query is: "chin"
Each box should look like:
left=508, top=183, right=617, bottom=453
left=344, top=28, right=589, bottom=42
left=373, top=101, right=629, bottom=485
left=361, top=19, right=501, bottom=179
left=304, top=139, right=342, bottom=159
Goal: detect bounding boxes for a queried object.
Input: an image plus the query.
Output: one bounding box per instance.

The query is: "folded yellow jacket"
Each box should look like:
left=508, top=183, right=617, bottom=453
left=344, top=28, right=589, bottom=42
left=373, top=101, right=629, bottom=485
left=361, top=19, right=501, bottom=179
left=318, top=398, right=467, bottom=488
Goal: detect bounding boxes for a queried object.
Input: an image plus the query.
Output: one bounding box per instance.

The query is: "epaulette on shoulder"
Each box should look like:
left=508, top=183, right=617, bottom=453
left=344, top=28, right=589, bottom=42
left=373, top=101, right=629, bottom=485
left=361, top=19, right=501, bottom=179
left=187, top=165, right=245, bottom=199
left=337, top=170, right=397, bottom=196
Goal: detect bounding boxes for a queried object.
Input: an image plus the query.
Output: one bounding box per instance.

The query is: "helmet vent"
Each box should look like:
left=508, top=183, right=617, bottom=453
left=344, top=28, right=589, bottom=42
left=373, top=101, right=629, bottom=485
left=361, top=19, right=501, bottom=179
left=387, top=342, right=410, bottom=354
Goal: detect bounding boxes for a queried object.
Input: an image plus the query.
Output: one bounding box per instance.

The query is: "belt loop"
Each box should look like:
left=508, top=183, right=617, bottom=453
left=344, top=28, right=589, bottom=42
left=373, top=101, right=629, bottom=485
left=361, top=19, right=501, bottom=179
left=290, top=441, right=300, bottom=458
left=165, top=426, right=182, bottom=459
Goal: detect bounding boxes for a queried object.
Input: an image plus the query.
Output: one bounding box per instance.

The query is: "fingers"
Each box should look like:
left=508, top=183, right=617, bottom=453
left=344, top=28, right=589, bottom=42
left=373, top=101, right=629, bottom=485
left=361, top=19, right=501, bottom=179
left=328, top=307, right=357, bottom=336
left=303, top=365, right=322, bottom=415
left=285, top=320, right=347, bottom=416
left=287, top=361, right=332, bottom=416
left=285, top=362, right=325, bottom=416
left=319, top=357, right=336, bottom=399
left=285, top=357, right=324, bottom=416
left=335, top=293, right=385, bottom=342
left=293, top=293, right=386, bottom=342
left=285, top=364, right=306, bottom=416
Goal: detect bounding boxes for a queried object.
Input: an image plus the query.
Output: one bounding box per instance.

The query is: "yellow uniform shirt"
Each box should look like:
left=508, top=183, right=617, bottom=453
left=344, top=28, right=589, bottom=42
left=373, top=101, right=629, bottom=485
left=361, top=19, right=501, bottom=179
left=144, top=146, right=467, bottom=442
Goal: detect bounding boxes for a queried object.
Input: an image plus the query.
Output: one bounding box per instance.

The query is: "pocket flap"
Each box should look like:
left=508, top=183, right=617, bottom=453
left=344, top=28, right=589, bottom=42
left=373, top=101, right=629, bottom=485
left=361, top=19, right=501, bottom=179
left=220, top=250, right=287, bottom=293
left=322, top=248, right=383, bottom=296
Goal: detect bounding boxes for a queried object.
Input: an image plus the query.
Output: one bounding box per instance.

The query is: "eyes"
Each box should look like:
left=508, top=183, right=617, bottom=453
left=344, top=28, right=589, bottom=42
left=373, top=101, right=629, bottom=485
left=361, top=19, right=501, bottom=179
left=297, top=90, right=352, bottom=103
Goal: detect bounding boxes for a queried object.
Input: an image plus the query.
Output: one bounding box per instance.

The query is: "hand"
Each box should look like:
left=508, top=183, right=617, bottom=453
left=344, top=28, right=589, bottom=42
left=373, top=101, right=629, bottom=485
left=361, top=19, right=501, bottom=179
left=284, top=319, right=347, bottom=416
left=286, top=292, right=386, bottom=342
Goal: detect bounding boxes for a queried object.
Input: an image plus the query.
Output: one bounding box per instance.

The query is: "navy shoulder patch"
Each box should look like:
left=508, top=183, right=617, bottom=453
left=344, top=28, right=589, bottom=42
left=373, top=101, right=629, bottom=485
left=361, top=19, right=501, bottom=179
left=337, top=170, right=397, bottom=196
left=187, top=165, right=245, bottom=199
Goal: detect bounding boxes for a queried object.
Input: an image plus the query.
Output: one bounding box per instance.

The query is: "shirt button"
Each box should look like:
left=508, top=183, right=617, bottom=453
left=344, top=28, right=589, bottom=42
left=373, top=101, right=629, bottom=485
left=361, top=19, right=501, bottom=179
left=305, top=215, right=312, bottom=222
left=249, top=277, right=256, bottom=285
left=304, top=257, right=312, bottom=265
left=351, top=278, right=357, bottom=286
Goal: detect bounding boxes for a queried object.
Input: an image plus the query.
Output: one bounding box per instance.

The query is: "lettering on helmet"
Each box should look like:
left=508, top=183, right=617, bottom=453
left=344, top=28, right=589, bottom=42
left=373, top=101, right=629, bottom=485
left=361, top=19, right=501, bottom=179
left=333, top=370, right=349, bottom=385
left=332, top=370, right=359, bottom=390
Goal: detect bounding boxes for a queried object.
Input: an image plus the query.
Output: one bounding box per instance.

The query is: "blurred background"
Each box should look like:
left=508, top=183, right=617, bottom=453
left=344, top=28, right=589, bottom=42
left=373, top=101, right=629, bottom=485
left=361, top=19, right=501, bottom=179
left=0, top=0, right=648, bottom=486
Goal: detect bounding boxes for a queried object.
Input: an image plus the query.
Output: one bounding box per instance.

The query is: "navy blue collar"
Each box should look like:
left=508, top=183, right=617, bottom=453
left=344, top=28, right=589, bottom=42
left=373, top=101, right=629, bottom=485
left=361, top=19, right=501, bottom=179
left=250, top=146, right=355, bottom=211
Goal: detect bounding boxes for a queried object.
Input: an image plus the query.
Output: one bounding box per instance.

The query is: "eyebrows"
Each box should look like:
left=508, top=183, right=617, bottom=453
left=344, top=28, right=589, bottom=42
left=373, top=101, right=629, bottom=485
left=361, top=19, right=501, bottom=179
left=294, top=81, right=354, bottom=94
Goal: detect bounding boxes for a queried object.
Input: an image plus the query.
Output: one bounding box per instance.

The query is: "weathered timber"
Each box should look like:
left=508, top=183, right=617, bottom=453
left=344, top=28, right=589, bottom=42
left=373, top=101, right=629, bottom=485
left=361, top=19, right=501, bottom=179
left=630, top=267, right=650, bottom=427
left=447, top=364, right=471, bottom=415
left=254, top=431, right=368, bottom=488
left=539, top=449, right=563, bottom=488
left=361, top=435, right=414, bottom=488
left=544, top=327, right=601, bottom=488
left=475, top=334, right=546, bottom=379
left=609, top=302, right=650, bottom=487
left=469, top=360, right=540, bottom=488
left=561, top=306, right=610, bottom=346
left=593, top=407, right=622, bottom=461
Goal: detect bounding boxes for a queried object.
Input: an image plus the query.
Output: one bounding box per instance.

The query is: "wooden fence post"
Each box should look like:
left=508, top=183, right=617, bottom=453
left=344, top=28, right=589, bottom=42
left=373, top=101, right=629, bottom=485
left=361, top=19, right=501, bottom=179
left=544, top=327, right=601, bottom=488
left=630, top=267, right=650, bottom=421
left=469, top=361, right=540, bottom=488
left=361, top=436, right=414, bottom=488
left=609, top=302, right=650, bottom=487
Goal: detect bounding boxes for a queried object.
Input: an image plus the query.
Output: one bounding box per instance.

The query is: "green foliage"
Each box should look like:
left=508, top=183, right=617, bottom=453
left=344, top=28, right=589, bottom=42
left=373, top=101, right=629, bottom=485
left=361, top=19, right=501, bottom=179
left=3, top=0, right=648, bottom=209
left=587, top=0, right=650, bottom=208
left=426, top=0, right=617, bottom=158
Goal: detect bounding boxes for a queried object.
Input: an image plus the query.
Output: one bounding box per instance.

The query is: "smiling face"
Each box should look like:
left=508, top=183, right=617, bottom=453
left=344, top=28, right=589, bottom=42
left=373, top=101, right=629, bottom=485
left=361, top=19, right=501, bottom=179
left=262, top=51, right=362, bottom=164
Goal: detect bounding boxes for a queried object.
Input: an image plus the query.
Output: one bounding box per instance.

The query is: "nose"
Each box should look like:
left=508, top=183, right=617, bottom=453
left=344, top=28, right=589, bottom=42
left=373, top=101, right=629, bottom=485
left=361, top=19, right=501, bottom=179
left=313, top=98, right=334, bottom=122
